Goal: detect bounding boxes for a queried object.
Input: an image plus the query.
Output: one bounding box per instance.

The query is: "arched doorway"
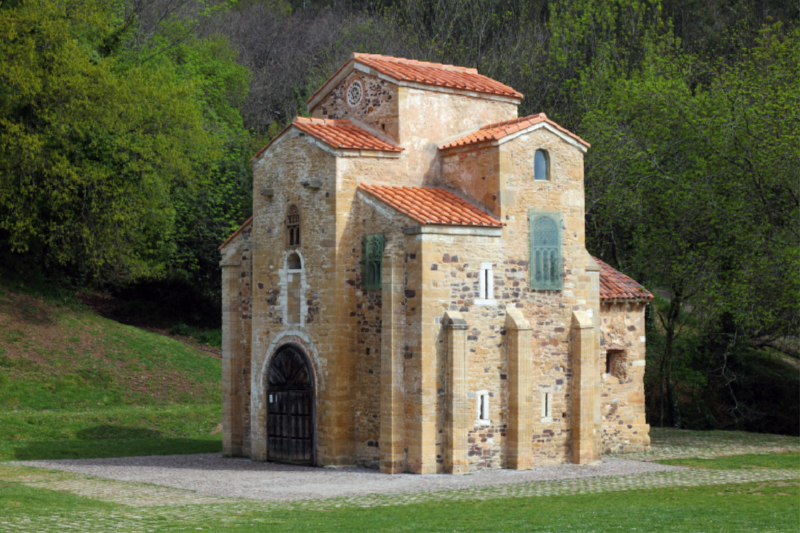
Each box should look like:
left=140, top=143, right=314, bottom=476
left=267, top=344, right=314, bottom=465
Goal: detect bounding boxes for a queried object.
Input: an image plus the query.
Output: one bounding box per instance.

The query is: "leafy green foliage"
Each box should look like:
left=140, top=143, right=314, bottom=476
left=0, top=0, right=221, bottom=283
left=146, top=29, right=253, bottom=301
left=583, top=24, right=799, bottom=431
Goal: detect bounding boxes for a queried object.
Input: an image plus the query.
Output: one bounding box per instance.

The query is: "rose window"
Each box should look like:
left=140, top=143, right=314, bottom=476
left=346, top=80, right=363, bottom=107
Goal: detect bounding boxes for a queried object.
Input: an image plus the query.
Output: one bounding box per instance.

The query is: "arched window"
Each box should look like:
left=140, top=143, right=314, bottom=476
left=286, top=252, right=302, bottom=325
left=286, top=205, right=300, bottom=247
left=287, top=252, right=301, bottom=270
left=529, top=209, right=563, bottom=290
left=534, top=149, right=550, bottom=181
left=361, top=234, right=384, bottom=290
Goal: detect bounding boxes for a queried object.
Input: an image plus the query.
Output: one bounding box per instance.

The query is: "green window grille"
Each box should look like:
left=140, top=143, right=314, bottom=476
left=361, top=233, right=384, bottom=290
left=529, top=209, right=563, bottom=290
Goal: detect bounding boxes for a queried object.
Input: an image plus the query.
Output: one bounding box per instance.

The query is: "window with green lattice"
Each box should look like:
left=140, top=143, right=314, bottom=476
left=529, top=210, right=563, bottom=290
left=361, top=234, right=384, bottom=290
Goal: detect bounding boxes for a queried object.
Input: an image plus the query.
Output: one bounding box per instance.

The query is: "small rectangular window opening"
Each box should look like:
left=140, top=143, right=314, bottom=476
left=477, top=263, right=495, bottom=305
left=542, top=392, right=552, bottom=421
left=476, top=390, right=490, bottom=424
left=605, top=350, right=627, bottom=379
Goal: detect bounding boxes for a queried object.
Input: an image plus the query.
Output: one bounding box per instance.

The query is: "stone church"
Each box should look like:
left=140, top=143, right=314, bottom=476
left=219, top=53, right=653, bottom=474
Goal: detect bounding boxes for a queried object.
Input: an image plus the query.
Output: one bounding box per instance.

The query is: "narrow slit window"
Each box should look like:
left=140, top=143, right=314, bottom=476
left=286, top=252, right=302, bottom=325
left=477, top=263, right=494, bottom=304
left=476, top=391, right=490, bottom=423
left=542, top=392, right=552, bottom=420
left=361, top=234, right=384, bottom=290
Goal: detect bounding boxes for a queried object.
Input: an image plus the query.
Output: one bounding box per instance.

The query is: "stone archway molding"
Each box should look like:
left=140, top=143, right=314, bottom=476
left=250, top=329, right=323, bottom=461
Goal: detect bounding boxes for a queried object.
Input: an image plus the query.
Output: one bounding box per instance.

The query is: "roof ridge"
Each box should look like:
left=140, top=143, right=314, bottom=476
left=308, top=53, right=522, bottom=107
left=351, top=53, right=479, bottom=74
left=294, top=117, right=351, bottom=125
left=480, top=113, right=546, bottom=131
left=218, top=216, right=253, bottom=250
left=440, top=112, right=590, bottom=151
left=251, top=116, right=403, bottom=160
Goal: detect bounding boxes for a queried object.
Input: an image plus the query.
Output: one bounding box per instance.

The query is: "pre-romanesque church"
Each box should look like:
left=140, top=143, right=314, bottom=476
left=219, top=53, right=653, bottom=474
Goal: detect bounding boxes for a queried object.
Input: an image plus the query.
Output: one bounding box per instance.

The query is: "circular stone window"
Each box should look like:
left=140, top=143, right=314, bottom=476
left=346, top=80, right=363, bottom=107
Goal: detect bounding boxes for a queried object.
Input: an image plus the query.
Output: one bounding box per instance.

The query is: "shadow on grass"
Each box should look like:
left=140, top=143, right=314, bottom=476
left=75, top=425, right=163, bottom=440
left=9, top=436, right=221, bottom=461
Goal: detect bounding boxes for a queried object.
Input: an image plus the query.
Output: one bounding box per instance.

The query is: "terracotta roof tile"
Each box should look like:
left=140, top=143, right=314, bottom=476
left=358, top=184, right=504, bottom=227
left=218, top=216, right=253, bottom=250
left=251, top=117, right=402, bottom=161
left=309, top=53, right=521, bottom=105
left=595, top=257, right=654, bottom=301
left=439, top=113, right=590, bottom=150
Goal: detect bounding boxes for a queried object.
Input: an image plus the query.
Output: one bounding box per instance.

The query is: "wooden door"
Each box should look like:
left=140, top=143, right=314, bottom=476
left=267, top=346, right=313, bottom=465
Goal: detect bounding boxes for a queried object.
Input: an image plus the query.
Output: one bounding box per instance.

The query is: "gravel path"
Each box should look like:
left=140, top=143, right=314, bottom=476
left=16, top=454, right=681, bottom=502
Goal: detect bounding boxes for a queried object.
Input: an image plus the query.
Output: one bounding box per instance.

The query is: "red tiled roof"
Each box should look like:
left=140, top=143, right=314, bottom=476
left=218, top=216, right=253, bottom=250
left=595, top=257, right=654, bottom=301
left=251, top=117, right=402, bottom=161
left=308, top=53, right=522, bottom=105
left=358, top=183, right=504, bottom=227
left=293, top=117, right=403, bottom=152
left=439, top=113, right=590, bottom=150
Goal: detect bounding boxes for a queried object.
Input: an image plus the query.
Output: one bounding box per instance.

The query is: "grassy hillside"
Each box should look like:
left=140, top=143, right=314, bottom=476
left=0, top=284, right=223, bottom=460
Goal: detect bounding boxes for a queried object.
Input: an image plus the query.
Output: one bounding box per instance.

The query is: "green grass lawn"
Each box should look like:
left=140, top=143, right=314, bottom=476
left=0, top=283, right=223, bottom=461
left=660, top=452, right=800, bottom=470
left=0, top=477, right=796, bottom=532
left=0, top=404, right=222, bottom=461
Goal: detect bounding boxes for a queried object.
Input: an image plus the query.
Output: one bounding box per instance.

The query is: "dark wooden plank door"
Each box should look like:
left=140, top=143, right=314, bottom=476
left=267, top=390, right=312, bottom=464
left=266, top=345, right=313, bottom=465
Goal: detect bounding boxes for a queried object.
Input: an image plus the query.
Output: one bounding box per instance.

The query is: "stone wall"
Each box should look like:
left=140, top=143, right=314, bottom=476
left=599, top=302, right=650, bottom=453
left=231, top=64, right=650, bottom=472
left=441, top=146, right=500, bottom=215
left=399, top=88, right=516, bottom=184
left=312, top=71, right=400, bottom=144
left=220, top=222, right=253, bottom=457
left=249, top=129, right=341, bottom=464
left=348, top=196, right=415, bottom=469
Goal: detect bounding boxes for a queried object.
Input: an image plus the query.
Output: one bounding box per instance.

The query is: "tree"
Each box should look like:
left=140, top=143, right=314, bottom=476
left=582, top=24, right=799, bottom=428
left=0, top=0, right=220, bottom=283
